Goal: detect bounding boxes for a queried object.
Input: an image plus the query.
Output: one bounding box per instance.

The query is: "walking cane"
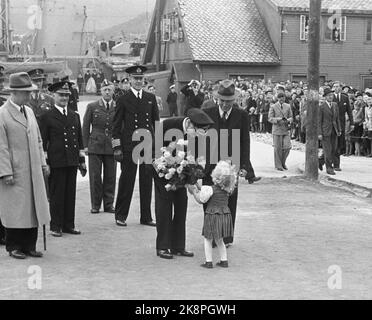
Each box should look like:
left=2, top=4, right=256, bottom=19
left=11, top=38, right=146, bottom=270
left=43, top=225, right=46, bottom=251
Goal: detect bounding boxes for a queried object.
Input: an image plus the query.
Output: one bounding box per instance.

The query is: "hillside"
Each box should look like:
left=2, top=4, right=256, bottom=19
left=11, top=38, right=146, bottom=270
left=96, top=13, right=151, bottom=41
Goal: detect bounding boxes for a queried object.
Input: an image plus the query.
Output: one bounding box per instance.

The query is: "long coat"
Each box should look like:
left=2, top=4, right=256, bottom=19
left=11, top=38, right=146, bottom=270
left=0, top=100, right=50, bottom=228
left=318, top=101, right=341, bottom=137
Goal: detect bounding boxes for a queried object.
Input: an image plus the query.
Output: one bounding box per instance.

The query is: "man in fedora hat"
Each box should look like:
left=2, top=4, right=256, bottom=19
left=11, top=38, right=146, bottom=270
left=40, top=80, right=86, bottom=237
left=0, top=72, right=50, bottom=259
left=27, top=68, right=54, bottom=126
left=203, top=79, right=261, bottom=247
left=318, top=88, right=341, bottom=175
left=82, top=79, right=117, bottom=214
left=269, top=92, right=293, bottom=171
left=154, top=108, right=214, bottom=259
left=112, top=65, right=159, bottom=227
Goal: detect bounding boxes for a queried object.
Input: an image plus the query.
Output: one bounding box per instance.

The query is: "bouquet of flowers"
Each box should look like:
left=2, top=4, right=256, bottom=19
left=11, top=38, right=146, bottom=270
left=153, top=139, right=206, bottom=192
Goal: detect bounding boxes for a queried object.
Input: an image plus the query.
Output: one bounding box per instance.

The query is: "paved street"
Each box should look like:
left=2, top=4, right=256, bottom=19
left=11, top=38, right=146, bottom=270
left=1, top=98, right=371, bottom=299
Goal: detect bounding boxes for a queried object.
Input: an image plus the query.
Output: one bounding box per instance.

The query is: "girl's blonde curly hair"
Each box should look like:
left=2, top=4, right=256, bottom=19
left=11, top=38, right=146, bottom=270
left=211, top=161, right=237, bottom=194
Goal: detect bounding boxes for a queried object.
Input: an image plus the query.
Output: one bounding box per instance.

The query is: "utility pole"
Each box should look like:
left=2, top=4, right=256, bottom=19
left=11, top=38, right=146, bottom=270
left=305, top=0, right=321, bottom=180
left=0, top=0, right=10, bottom=53
left=155, top=0, right=161, bottom=71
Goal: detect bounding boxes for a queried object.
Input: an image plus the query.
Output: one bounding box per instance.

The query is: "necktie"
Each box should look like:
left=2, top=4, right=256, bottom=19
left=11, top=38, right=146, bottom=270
left=137, top=92, right=141, bottom=100
left=106, top=102, right=110, bottom=111
left=63, top=108, right=67, bottom=117
left=20, top=106, right=27, bottom=120
left=222, top=111, right=228, bottom=121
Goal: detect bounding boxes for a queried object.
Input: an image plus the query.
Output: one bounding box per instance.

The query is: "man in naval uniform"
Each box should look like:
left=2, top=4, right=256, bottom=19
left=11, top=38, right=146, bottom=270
left=112, top=65, right=159, bottom=227
left=40, top=81, right=87, bottom=237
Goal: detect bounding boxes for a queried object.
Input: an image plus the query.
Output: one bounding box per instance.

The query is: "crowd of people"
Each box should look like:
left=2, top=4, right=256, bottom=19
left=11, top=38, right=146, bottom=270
left=175, top=78, right=372, bottom=159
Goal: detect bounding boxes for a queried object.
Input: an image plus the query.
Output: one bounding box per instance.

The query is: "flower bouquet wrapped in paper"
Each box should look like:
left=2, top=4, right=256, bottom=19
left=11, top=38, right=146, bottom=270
left=153, top=139, right=206, bottom=192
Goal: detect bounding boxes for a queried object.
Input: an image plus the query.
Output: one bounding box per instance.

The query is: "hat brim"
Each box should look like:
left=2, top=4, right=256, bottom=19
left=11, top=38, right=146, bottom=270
left=54, top=90, right=71, bottom=95
left=212, top=90, right=239, bottom=101
left=4, top=84, right=38, bottom=92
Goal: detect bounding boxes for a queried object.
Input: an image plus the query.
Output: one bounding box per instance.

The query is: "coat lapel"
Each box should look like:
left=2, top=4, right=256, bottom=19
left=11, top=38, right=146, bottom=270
left=5, top=100, right=27, bottom=128
left=51, top=106, right=68, bottom=124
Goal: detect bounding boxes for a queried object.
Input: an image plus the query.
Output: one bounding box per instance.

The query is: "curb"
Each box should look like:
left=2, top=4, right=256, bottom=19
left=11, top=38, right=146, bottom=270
left=298, top=164, right=372, bottom=198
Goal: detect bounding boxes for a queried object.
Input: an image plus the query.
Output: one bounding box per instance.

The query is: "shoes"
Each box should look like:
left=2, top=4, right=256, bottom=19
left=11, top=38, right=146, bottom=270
left=216, top=261, right=229, bottom=268
left=283, top=165, right=288, bottom=171
left=51, top=230, right=62, bottom=237
left=326, top=169, right=336, bottom=176
left=276, top=168, right=284, bottom=171
left=171, top=249, right=194, bottom=257
left=91, top=209, right=99, bottom=214
left=9, top=250, right=27, bottom=259
left=334, top=168, right=342, bottom=172
left=248, top=177, right=262, bottom=184
left=201, top=262, right=213, bottom=269
left=116, top=220, right=127, bottom=227
left=141, top=221, right=156, bottom=227
left=25, top=250, right=43, bottom=258
left=157, top=250, right=173, bottom=259
left=104, top=207, right=116, bottom=214
left=62, top=228, right=81, bottom=235
left=225, top=243, right=233, bottom=249
left=0, top=238, right=5, bottom=246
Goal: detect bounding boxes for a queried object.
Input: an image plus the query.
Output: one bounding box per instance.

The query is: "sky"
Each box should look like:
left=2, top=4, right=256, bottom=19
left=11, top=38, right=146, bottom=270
left=9, top=0, right=156, bottom=33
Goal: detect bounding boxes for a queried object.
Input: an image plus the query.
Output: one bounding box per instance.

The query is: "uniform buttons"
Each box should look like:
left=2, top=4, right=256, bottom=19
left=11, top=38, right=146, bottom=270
left=146, top=113, right=149, bottom=116
left=64, top=133, right=67, bottom=136
left=135, top=114, right=138, bottom=117
left=65, top=145, right=68, bottom=148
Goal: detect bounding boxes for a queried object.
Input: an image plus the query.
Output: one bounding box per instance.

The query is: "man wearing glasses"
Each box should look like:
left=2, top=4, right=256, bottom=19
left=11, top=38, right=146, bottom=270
left=203, top=79, right=261, bottom=247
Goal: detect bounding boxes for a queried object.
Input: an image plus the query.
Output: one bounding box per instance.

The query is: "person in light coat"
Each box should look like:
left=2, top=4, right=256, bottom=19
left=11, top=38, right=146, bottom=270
left=0, top=72, right=50, bottom=259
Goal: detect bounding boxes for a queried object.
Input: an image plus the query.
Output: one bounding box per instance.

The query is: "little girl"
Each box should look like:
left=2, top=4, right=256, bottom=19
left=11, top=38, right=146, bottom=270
left=188, top=161, right=237, bottom=269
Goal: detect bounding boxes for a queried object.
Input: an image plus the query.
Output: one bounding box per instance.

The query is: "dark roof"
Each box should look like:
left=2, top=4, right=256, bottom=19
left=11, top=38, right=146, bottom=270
left=270, top=0, right=372, bottom=12
left=179, top=0, right=280, bottom=64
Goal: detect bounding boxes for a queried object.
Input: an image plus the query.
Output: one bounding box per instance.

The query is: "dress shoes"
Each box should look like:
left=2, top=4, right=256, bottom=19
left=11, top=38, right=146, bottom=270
left=104, top=207, right=116, bottom=214
left=334, top=168, right=342, bottom=172
left=248, top=177, right=262, bottom=184
left=0, top=238, right=5, bottom=246
left=326, top=169, right=336, bottom=176
left=283, top=165, right=288, bottom=171
left=9, top=250, right=27, bottom=259
left=276, top=168, right=284, bottom=171
left=51, top=230, right=62, bottom=237
left=201, top=262, right=213, bottom=269
left=25, top=250, right=43, bottom=258
left=171, top=249, right=194, bottom=257
left=157, top=250, right=173, bottom=260
left=116, top=220, right=127, bottom=227
left=216, top=260, right=229, bottom=268
left=62, top=228, right=81, bottom=235
left=91, top=209, right=100, bottom=214
left=141, top=221, right=156, bottom=227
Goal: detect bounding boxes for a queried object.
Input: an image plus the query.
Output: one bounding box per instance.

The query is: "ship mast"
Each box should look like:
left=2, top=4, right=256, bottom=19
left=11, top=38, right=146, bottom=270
left=0, top=0, right=10, bottom=55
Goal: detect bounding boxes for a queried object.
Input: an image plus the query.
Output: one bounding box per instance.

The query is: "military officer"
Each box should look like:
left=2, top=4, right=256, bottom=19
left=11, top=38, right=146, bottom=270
left=61, top=76, right=79, bottom=112
left=40, top=81, right=86, bottom=237
left=82, top=80, right=117, bottom=214
left=112, top=65, right=159, bottom=227
left=27, top=69, right=54, bottom=126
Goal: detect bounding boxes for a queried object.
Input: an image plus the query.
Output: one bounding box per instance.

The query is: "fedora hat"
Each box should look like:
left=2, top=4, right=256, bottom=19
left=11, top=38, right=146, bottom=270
left=4, top=72, right=38, bottom=92
left=213, top=79, right=239, bottom=101
left=323, top=88, right=334, bottom=97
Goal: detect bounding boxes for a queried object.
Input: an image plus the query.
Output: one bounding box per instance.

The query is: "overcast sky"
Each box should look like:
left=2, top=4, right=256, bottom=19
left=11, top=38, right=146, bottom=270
left=10, top=0, right=156, bottom=33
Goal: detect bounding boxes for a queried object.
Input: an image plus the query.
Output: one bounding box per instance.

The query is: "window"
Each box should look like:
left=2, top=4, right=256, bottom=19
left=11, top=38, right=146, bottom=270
left=162, top=17, right=171, bottom=42
left=324, top=16, right=347, bottom=42
left=229, top=74, right=265, bottom=81
left=367, top=20, right=372, bottom=42
left=300, top=15, right=309, bottom=41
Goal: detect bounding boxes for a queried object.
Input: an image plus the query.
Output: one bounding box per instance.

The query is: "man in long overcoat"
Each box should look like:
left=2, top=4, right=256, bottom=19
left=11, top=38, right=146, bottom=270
left=0, top=72, right=50, bottom=259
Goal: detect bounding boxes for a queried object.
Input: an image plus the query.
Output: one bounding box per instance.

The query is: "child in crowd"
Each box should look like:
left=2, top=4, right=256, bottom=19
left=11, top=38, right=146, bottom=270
left=188, top=161, right=237, bottom=269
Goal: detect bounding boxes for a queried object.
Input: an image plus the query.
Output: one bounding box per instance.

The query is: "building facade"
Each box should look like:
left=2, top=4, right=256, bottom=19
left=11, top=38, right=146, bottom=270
left=143, top=0, right=372, bottom=115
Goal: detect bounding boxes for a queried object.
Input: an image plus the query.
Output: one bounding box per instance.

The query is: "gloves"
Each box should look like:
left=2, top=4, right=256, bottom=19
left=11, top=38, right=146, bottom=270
left=114, top=149, right=123, bottom=163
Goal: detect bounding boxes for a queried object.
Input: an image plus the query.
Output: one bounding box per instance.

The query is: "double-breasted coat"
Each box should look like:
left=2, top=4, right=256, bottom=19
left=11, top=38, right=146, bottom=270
left=0, top=100, right=50, bottom=228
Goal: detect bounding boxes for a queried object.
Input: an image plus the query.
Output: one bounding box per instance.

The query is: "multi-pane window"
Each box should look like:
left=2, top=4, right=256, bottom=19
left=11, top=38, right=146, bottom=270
left=323, top=16, right=347, bottom=41
left=367, top=20, right=372, bottom=41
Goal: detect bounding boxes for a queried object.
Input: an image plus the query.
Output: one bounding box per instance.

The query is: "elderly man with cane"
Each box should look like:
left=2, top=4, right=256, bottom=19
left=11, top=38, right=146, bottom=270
left=0, top=72, right=50, bottom=259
